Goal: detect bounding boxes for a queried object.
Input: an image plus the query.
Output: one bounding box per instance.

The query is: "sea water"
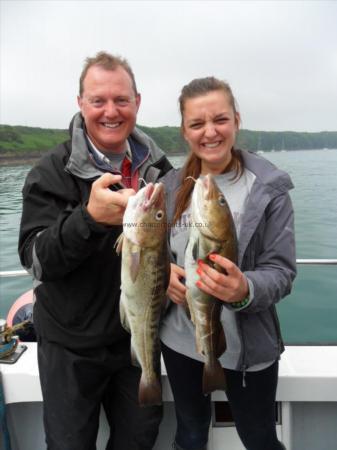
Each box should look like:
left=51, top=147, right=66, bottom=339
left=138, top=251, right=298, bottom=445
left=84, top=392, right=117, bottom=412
left=0, top=149, right=336, bottom=344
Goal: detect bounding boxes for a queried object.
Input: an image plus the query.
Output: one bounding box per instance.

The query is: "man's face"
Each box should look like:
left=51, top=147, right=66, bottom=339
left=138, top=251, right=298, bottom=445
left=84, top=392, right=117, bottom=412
left=78, top=65, right=141, bottom=152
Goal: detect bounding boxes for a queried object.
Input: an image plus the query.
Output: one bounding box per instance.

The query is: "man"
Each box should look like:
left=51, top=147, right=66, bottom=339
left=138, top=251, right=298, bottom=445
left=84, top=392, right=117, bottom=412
left=18, top=51, right=172, bottom=450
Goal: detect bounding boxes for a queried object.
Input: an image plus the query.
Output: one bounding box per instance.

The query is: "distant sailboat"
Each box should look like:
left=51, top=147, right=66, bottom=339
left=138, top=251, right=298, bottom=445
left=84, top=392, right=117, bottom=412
left=256, top=133, right=264, bottom=154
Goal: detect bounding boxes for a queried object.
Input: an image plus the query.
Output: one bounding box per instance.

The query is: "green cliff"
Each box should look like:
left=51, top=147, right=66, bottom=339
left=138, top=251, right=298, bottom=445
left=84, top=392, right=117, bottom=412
left=1, top=124, right=336, bottom=162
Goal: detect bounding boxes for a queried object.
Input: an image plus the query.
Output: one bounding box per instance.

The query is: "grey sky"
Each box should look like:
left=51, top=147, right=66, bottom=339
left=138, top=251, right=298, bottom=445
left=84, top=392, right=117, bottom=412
left=1, top=0, right=337, bottom=132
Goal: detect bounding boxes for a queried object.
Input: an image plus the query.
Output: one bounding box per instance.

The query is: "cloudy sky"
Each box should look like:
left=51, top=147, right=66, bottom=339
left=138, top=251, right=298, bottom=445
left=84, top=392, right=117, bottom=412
left=1, top=0, right=337, bottom=132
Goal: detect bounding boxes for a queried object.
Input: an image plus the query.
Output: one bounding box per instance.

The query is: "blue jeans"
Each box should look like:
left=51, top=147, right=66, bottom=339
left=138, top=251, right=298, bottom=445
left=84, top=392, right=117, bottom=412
left=162, top=343, right=285, bottom=450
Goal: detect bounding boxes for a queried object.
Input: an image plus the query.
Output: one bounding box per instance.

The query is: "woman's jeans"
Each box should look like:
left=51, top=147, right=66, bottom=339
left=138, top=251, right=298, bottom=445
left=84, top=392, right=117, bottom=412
left=162, top=342, right=285, bottom=450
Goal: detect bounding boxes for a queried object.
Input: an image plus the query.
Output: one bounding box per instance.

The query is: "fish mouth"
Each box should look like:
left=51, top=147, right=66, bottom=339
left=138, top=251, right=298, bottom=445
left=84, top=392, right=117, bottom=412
left=144, top=183, right=155, bottom=202
left=143, top=183, right=164, bottom=210
left=199, top=174, right=215, bottom=201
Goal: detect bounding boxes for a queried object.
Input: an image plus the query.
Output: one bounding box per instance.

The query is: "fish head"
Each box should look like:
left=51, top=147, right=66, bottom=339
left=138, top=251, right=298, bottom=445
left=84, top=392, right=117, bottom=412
left=123, top=182, right=167, bottom=247
left=192, top=174, right=236, bottom=242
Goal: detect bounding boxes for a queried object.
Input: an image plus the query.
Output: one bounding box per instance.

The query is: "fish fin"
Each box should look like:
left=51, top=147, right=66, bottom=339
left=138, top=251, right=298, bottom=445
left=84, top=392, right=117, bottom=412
left=216, top=324, right=227, bottom=358
left=130, top=343, right=141, bottom=368
left=129, top=245, right=141, bottom=282
left=138, top=373, right=162, bottom=407
left=115, top=233, right=124, bottom=254
left=119, top=297, right=131, bottom=334
left=196, top=339, right=203, bottom=356
left=184, top=304, right=191, bottom=320
left=205, top=247, right=221, bottom=270
left=195, top=324, right=203, bottom=355
left=203, top=358, right=227, bottom=395
left=164, top=250, right=171, bottom=293
left=192, top=238, right=199, bottom=262
left=161, top=258, right=172, bottom=315
left=185, top=289, right=195, bottom=324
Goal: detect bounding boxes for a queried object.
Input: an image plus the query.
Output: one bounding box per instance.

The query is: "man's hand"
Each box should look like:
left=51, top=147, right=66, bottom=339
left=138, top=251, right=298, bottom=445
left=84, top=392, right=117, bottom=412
left=87, top=173, right=135, bottom=226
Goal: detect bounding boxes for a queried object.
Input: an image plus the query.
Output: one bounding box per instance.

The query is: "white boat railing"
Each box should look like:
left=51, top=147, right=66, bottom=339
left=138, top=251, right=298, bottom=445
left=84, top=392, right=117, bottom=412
left=0, top=259, right=337, bottom=278
left=296, top=259, right=337, bottom=265
left=0, top=270, right=29, bottom=278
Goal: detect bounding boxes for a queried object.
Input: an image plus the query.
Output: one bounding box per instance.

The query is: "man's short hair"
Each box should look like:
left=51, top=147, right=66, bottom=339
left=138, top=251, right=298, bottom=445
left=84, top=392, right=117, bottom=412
left=79, top=51, right=137, bottom=96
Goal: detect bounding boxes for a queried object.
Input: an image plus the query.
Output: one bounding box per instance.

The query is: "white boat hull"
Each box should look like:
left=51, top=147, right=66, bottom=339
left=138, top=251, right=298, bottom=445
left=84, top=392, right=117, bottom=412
left=1, top=344, right=337, bottom=450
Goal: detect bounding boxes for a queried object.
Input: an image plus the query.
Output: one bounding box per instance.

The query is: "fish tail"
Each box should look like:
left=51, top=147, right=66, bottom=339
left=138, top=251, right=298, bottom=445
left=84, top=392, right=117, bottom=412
left=138, top=373, right=162, bottom=407
left=202, top=358, right=227, bottom=395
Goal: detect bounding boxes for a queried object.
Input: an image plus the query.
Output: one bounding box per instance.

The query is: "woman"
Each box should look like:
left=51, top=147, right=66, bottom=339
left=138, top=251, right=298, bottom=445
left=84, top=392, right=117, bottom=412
left=160, top=77, right=296, bottom=450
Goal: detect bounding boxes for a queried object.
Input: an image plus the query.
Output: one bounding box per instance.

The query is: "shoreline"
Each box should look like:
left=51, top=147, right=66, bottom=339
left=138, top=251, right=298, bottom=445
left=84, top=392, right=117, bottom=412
left=0, top=155, right=42, bottom=167
left=0, top=151, right=186, bottom=167
left=1, top=148, right=335, bottom=168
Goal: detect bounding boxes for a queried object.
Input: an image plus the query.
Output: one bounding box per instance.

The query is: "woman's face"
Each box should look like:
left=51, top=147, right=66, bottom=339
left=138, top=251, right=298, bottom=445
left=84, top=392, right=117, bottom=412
left=182, top=90, right=240, bottom=174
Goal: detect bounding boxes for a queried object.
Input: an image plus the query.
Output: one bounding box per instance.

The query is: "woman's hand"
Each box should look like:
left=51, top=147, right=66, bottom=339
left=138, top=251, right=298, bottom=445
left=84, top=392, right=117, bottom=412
left=196, top=254, right=249, bottom=304
left=167, top=263, right=187, bottom=305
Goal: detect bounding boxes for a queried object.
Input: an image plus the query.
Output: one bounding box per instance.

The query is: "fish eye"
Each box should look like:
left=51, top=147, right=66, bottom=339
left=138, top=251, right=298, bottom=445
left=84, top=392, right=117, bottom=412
left=218, top=195, right=226, bottom=206
left=155, top=210, right=164, bottom=221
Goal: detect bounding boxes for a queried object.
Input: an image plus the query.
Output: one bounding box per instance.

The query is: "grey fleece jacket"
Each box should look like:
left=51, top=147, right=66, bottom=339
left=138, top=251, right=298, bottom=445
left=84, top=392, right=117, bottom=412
left=160, top=149, right=297, bottom=371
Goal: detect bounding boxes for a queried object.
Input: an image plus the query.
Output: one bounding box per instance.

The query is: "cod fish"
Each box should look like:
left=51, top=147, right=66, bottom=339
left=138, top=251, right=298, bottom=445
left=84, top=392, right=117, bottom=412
left=116, top=182, right=169, bottom=407
left=185, top=174, right=238, bottom=394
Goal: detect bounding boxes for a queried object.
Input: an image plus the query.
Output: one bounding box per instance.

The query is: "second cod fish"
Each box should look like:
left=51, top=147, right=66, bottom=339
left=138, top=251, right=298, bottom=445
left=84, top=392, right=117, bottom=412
left=116, top=182, right=170, bottom=407
left=185, top=174, right=238, bottom=395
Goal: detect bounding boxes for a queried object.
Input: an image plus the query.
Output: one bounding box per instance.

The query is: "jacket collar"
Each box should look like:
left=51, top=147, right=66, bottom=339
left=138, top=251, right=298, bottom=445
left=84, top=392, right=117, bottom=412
left=161, top=150, right=294, bottom=267
left=65, top=112, right=162, bottom=182
left=239, top=149, right=294, bottom=194
left=162, top=149, right=294, bottom=196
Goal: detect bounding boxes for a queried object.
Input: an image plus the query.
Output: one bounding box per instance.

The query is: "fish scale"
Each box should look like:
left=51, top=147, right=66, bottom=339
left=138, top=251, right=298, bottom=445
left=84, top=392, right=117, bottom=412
left=117, top=182, right=170, bottom=407
left=185, top=174, right=238, bottom=395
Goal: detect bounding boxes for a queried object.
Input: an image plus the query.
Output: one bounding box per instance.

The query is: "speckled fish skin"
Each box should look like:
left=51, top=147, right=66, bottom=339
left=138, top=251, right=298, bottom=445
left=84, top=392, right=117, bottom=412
left=118, top=182, right=169, bottom=407
left=185, top=174, right=238, bottom=394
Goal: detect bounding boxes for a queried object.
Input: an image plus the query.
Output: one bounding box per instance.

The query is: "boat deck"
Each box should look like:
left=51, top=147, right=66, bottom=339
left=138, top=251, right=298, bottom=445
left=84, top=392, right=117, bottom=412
left=1, top=344, right=337, bottom=450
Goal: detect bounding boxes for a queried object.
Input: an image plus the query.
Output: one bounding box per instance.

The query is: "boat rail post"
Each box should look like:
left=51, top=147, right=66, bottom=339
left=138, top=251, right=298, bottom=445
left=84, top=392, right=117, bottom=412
left=281, top=401, right=292, bottom=450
